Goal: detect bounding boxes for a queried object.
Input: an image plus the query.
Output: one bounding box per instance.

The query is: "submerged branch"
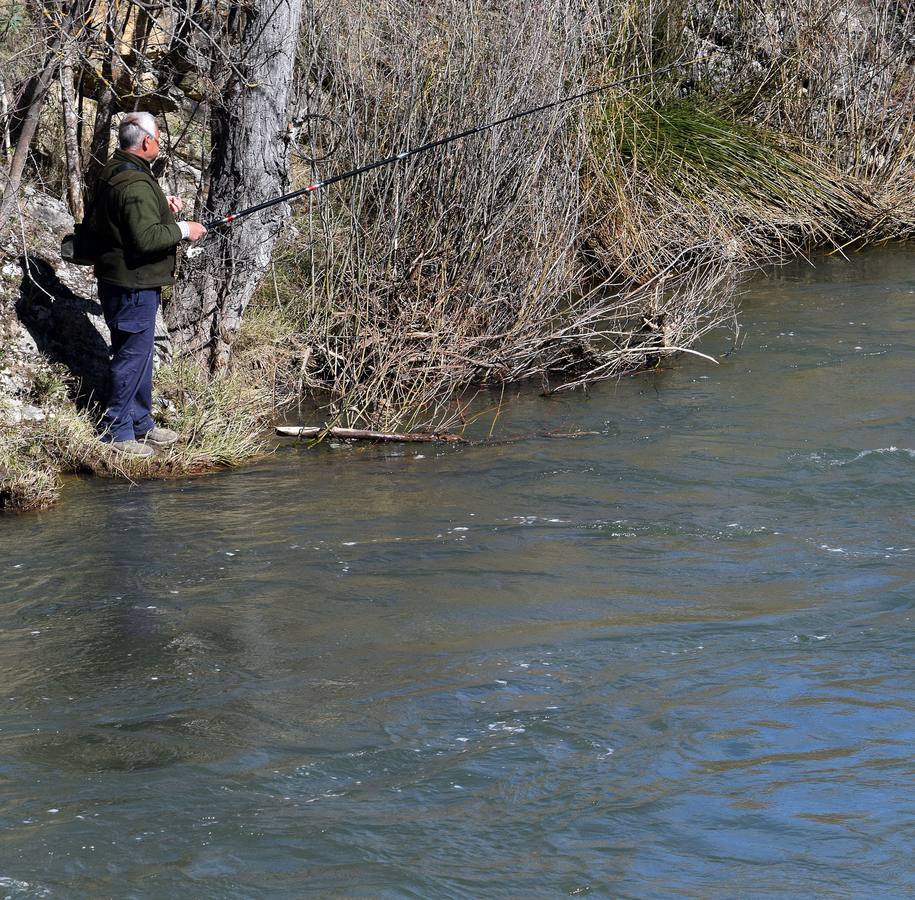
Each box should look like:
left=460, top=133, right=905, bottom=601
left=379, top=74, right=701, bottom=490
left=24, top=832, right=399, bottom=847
left=276, top=425, right=466, bottom=443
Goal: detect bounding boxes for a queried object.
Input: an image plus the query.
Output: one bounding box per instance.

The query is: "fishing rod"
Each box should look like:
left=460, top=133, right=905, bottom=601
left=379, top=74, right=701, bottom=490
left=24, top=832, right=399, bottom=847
left=200, top=54, right=711, bottom=233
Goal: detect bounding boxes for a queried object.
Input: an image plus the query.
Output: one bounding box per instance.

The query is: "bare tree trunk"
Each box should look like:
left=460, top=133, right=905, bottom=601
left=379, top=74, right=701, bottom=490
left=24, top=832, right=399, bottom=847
left=0, top=79, right=11, bottom=158
left=0, top=39, right=64, bottom=231
left=60, top=45, right=85, bottom=222
left=167, top=0, right=303, bottom=371
left=194, top=102, right=211, bottom=222
left=84, top=83, right=115, bottom=203
left=85, top=6, right=126, bottom=202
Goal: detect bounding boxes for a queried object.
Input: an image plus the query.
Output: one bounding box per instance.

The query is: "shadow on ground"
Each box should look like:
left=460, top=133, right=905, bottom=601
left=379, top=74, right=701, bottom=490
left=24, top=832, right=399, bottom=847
left=15, top=254, right=110, bottom=406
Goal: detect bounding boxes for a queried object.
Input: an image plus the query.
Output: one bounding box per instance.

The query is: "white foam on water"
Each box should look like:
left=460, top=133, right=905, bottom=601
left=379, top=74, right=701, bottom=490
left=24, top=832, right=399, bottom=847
left=0, top=878, right=50, bottom=897
left=513, top=515, right=538, bottom=526
left=832, top=446, right=915, bottom=466
left=488, top=721, right=525, bottom=734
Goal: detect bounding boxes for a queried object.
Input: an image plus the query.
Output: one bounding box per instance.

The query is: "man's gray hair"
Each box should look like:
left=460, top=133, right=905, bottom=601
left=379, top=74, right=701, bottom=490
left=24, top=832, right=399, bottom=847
left=119, top=111, right=159, bottom=149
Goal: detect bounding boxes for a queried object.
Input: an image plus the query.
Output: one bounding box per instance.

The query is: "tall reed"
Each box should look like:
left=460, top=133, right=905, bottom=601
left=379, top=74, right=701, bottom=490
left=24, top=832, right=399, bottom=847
left=257, top=0, right=913, bottom=429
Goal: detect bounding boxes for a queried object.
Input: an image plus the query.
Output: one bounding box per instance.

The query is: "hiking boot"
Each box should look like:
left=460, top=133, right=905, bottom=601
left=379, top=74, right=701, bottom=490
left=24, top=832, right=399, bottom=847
left=140, top=426, right=179, bottom=447
left=108, top=439, right=156, bottom=458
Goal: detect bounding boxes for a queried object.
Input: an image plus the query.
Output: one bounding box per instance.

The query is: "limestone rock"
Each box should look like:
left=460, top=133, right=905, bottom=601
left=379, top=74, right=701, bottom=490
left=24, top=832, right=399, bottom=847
left=19, top=404, right=45, bottom=423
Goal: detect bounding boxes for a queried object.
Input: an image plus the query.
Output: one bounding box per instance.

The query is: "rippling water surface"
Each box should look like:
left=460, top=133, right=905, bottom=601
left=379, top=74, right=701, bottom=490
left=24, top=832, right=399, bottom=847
left=1, top=249, right=914, bottom=897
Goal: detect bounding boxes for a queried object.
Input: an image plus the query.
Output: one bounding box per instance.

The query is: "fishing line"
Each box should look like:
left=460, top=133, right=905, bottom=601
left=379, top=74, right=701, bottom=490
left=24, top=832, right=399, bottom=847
left=185, top=53, right=713, bottom=258
left=289, top=113, right=343, bottom=164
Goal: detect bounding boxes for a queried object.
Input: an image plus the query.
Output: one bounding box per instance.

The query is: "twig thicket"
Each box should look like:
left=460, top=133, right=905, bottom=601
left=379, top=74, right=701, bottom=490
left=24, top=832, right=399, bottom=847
left=266, top=0, right=914, bottom=430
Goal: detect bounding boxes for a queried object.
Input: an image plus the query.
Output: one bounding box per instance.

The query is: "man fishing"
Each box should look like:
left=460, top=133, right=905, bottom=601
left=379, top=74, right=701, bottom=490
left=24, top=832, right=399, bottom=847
left=94, top=111, right=207, bottom=457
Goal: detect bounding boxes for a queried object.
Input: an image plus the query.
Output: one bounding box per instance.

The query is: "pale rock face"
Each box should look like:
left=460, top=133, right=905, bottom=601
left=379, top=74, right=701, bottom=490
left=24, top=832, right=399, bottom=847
left=19, top=404, right=45, bottom=423
left=21, top=190, right=75, bottom=233
left=1, top=189, right=108, bottom=406
left=0, top=388, right=22, bottom=422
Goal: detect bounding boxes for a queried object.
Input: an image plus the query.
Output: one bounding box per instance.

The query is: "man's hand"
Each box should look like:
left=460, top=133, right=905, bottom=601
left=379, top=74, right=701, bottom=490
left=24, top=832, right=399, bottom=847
left=185, top=222, right=207, bottom=242
left=167, top=195, right=183, bottom=214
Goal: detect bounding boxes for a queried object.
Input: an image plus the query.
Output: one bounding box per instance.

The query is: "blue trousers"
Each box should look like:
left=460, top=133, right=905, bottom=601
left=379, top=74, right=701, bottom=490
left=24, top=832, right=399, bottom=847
left=98, top=283, right=160, bottom=443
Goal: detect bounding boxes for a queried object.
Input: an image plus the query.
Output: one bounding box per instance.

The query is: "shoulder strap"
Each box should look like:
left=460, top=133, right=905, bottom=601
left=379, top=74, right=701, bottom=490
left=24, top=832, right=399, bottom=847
left=109, top=161, right=145, bottom=178
left=106, top=161, right=151, bottom=188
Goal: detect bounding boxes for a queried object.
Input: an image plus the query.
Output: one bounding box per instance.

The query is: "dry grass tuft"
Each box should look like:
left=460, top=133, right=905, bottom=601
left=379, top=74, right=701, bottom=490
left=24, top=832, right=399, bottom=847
left=153, top=361, right=273, bottom=468
left=0, top=361, right=272, bottom=511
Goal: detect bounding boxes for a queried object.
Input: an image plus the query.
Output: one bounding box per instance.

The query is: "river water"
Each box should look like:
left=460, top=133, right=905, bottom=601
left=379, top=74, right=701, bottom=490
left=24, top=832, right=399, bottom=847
left=1, top=249, right=914, bottom=897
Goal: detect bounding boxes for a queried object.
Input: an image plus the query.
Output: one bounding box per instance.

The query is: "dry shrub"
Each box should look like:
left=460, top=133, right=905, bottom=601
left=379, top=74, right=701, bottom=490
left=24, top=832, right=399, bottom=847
left=274, top=0, right=913, bottom=430
left=290, top=0, right=592, bottom=430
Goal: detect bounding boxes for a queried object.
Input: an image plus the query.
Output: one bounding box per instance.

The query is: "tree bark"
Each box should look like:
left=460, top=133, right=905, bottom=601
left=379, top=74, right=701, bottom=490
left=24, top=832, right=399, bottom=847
left=0, top=37, right=64, bottom=232
left=84, top=4, right=126, bottom=203
left=60, top=45, right=85, bottom=222
left=167, top=0, right=303, bottom=372
left=0, top=79, right=11, bottom=158
left=84, top=82, right=115, bottom=204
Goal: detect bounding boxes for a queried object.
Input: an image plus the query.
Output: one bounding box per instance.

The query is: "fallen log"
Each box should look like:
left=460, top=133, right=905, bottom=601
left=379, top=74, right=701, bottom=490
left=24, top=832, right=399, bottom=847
left=276, top=426, right=465, bottom=443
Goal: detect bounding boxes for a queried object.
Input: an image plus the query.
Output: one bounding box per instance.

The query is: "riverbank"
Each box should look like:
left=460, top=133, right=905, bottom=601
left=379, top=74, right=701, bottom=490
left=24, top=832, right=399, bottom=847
left=0, top=190, right=279, bottom=510
left=2, top=0, right=914, bottom=511
left=2, top=183, right=913, bottom=512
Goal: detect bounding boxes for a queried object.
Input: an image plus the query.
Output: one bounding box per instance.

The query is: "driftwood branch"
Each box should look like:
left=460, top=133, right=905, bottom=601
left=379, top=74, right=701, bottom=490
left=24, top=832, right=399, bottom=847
left=276, top=425, right=464, bottom=443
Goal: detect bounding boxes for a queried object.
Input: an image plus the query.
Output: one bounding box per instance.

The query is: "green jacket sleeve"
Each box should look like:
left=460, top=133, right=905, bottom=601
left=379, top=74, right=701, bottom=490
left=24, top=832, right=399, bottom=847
left=119, top=181, right=182, bottom=255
